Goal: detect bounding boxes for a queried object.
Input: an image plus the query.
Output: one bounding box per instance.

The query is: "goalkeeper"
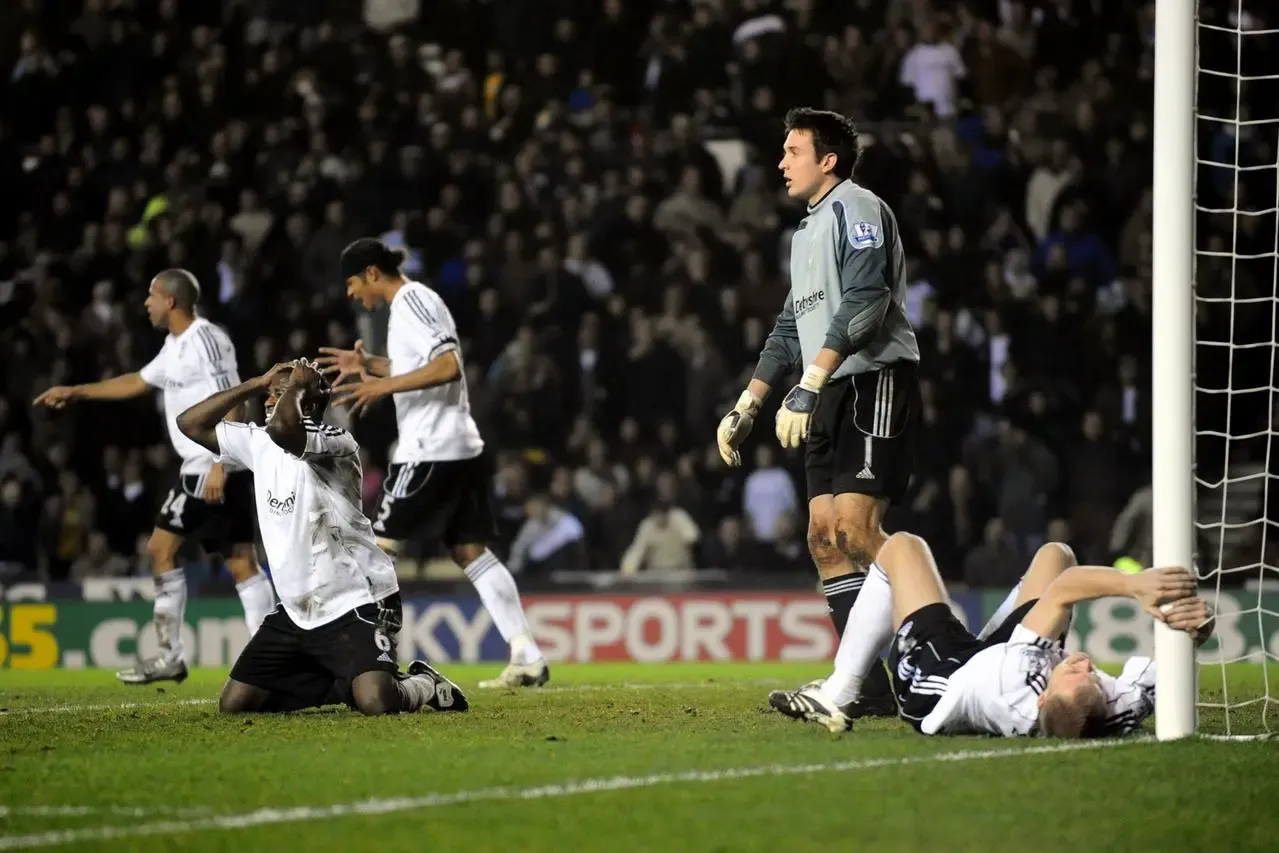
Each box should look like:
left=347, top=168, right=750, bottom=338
left=771, top=533, right=1214, bottom=737
left=717, top=108, right=920, bottom=718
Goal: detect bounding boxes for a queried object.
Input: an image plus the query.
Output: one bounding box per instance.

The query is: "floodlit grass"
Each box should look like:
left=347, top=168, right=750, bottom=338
left=0, top=663, right=1273, bottom=852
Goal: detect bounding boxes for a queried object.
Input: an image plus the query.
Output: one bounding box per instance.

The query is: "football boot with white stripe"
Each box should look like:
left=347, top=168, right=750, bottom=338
left=768, top=683, right=853, bottom=733
left=117, top=656, right=189, bottom=686
left=407, top=660, right=470, bottom=712
left=477, top=659, right=550, bottom=689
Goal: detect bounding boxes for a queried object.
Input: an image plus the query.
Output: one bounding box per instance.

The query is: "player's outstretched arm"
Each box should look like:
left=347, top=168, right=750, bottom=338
left=716, top=295, right=799, bottom=466
left=315, top=340, right=391, bottom=384
left=177, top=364, right=290, bottom=454
left=331, top=351, right=460, bottom=417
left=33, top=372, right=149, bottom=409
left=1021, top=565, right=1197, bottom=641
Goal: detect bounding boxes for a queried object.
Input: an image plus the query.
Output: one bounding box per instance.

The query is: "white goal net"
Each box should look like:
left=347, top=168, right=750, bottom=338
left=1193, top=0, right=1278, bottom=736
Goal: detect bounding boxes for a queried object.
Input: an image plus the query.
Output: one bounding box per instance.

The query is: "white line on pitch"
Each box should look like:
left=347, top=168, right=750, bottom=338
left=0, top=806, right=213, bottom=819
left=0, top=679, right=792, bottom=715
left=0, top=739, right=1145, bottom=850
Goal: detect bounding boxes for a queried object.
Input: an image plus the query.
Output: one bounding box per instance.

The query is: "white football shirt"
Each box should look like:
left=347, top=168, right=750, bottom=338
left=920, top=625, right=1156, bottom=737
left=385, top=281, right=484, bottom=463
left=139, top=318, right=244, bottom=476
left=214, top=419, right=399, bottom=630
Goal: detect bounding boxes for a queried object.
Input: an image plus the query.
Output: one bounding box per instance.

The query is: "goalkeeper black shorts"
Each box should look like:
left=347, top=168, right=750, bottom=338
left=804, top=360, right=920, bottom=503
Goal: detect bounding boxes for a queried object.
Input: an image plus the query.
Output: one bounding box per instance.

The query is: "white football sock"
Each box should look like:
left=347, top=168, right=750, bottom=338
left=235, top=571, right=276, bottom=636
left=153, top=568, right=188, bottom=665
left=977, top=582, right=1022, bottom=641
left=822, top=563, right=894, bottom=706
left=463, top=550, right=543, bottom=665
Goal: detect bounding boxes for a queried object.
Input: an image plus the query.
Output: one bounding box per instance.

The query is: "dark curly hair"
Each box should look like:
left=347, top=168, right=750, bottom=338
left=783, top=107, right=862, bottom=179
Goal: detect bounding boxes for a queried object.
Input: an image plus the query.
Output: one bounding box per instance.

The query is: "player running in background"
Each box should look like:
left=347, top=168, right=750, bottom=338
left=716, top=108, right=919, bottom=717
left=773, top=532, right=1213, bottom=737
left=316, top=238, right=549, bottom=689
left=177, top=358, right=466, bottom=715
left=33, top=269, right=275, bottom=685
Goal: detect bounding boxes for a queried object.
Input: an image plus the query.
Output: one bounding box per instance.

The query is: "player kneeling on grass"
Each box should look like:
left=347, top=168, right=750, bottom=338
left=176, top=359, right=466, bottom=716
left=771, top=533, right=1214, bottom=736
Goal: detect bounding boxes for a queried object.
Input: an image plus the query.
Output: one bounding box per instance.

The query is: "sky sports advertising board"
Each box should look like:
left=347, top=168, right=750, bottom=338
left=0, top=587, right=1274, bottom=669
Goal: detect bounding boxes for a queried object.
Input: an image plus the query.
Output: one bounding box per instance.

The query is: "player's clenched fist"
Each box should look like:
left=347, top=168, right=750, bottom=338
left=716, top=391, right=762, bottom=467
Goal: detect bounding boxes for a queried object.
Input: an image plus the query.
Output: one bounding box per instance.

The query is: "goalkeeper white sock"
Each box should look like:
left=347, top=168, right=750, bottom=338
left=822, top=563, right=894, bottom=707
left=235, top=572, right=276, bottom=636
left=976, top=582, right=1022, bottom=641
left=463, top=550, right=543, bottom=665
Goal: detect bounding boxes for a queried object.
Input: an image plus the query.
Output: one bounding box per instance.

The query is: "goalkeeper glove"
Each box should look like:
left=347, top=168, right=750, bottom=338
left=716, top=390, right=762, bottom=467
left=775, top=365, right=830, bottom=449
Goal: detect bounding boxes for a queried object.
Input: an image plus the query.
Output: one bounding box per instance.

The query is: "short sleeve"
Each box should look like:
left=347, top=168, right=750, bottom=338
left=303, top=423, right=358, bottom=459
left=139, top=351, right=167, bottom=387
left=214, top=422, right=257, bottom=469
left=395, top=289, right=459, bottom=362
left=1008, top=624, right=1061, bottom=651
left=197, top=325, right=241, bottom=390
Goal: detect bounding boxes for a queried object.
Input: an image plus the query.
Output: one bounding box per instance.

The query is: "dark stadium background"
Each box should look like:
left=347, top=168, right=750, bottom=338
left=0, top=0, right=1274, bottom=601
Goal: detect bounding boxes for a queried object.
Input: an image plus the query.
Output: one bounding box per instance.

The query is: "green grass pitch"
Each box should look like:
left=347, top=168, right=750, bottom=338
left=0, top=663, right=1275, bottom=853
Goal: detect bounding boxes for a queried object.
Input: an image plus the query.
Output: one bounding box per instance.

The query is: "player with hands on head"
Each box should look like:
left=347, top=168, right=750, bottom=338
left=176, top=357, right=467, bottom=716
left=316, top=238, right=549, bottom=690
left=717, top=108, right=921, bottom=718
left=772, top=531, right=1209, bottom=738
left=33, top=268, right=275, bottom=686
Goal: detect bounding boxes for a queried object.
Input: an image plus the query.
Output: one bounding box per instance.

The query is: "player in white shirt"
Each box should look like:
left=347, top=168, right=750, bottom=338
left=33, top=269, right=276, bottom=686
left=770, top=532, right=1215, bottom=737
left=176, top=358, right=467, bottom=715
left=316, top=238, right=549, bottom=689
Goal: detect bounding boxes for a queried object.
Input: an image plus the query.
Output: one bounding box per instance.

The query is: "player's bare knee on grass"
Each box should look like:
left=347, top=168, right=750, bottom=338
left=350, top=671, right=402, bottom=716
left=1017, top=543, right=1078, bottom=605
left=218, top=679, right=270, bottom=714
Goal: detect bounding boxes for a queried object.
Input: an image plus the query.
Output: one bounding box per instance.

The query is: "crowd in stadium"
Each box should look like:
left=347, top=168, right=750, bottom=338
left=0, top=0, right=1269, bottom=586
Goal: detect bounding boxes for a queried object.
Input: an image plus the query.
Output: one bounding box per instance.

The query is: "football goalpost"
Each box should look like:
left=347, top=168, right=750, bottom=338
left=1155, top=0, right=1277, bottom=739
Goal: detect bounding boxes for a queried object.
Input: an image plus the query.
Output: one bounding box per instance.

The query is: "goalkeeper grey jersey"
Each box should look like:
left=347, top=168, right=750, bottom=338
left=754, top=180, right=918, bottom=387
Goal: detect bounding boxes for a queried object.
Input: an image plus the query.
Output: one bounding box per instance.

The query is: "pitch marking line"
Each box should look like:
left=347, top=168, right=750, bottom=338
left=0, top=806, right=213, bottom=819
left=0, top=739, right=1146, bottom=850
left=0, top=680, right=792, bottom=716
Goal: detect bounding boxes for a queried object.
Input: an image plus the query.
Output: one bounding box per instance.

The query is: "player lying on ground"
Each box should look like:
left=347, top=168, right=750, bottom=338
left=771, top=533, right=1214, bottom=736
left=317, top=238, right=548, bottom=689
left=717, top=108, right=920, bottom=717
left=177, top=358, right=466, bottom=715
left=33, top=269, right=275, bottom=686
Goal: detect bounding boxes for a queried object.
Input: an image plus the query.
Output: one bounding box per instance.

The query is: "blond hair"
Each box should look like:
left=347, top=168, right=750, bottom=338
left=1038, top=684, right=1108, bottom=738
